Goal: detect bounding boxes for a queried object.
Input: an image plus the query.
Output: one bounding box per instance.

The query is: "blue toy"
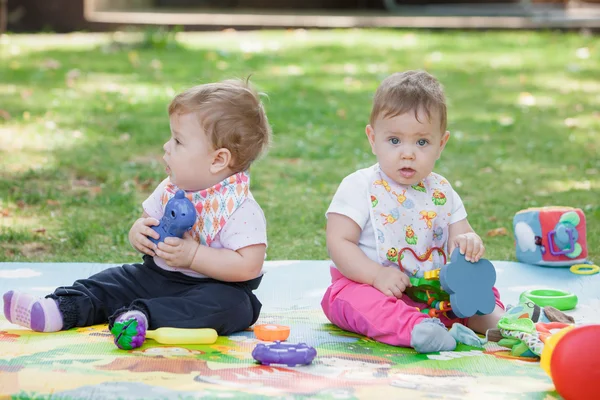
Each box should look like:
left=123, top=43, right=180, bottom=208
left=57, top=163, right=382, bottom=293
left=402, top=248, right=497, bottom=319
left=149, top=190, right=197, bottom=245
left=439, top=249, right=497, bottom=318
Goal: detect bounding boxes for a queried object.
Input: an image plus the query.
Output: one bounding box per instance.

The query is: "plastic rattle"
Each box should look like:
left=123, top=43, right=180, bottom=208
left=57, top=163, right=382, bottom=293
left=520, top=289, right=578, bottom=311
left=145, top=327, right=218, bottom=345
left=401, top=247, right=497, bottom=319
left=540, top=324, right=600, bottom=400
left=252, top=341, right=317, bottom=367
left=254, top=324, right=290, bottom=341
left=150, top=190, right=196, bottom=245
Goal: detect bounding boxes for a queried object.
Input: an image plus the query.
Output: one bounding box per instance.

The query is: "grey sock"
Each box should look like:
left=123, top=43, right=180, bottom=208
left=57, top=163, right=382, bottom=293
left=410, top=318, right=457, bottom=353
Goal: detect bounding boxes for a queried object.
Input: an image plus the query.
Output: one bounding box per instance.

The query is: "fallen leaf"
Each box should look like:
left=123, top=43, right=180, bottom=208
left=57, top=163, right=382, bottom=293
left=20, top=242, right=50, bottom=258
left=46, top=199, right=60, bottom=206
left=480, top=167, right=494, bottom=174
left=0, top=109, right=11, bottom=120
left=487, top=227, right=508, bottom=237
left=336, top=109, right=347, bottom=119
left=32, top=228, right=46, bottom=234
left=16, top=200, right=25, bottom=209
left=41, top=58, right=61, bottom=70
left=134, top=177, right=154, bottom=191
left=519, top=74, right=527, bottom=84
left=150, top=59, right=162, bottom=70
left=72, top=179, right=93, bottom=187
left=20, top=89, right=33, bottom=99
left=0, top=247, right=15, bottom=257
left=1, top=209, right=10, bottom=217
left=488, top=216, right=498, bottom=222
left=65, top=68, right=81, bottom=88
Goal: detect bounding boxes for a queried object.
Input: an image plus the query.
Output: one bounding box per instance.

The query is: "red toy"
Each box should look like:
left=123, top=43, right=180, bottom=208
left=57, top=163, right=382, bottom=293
left=547, top=325, right=600, bottom=400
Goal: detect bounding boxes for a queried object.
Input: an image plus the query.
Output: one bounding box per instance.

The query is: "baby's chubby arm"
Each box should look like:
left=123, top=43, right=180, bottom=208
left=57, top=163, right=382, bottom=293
left=327, top=213, right=411, bottom=298
left=189, top=242, right=265, bottom=282
left=447, top=218, right=485, bottom=262
left=155, top=234, right=266, bottom=282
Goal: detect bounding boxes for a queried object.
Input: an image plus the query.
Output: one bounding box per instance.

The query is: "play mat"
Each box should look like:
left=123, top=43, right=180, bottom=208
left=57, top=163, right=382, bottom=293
left=1, top=259, right=599, bottom=399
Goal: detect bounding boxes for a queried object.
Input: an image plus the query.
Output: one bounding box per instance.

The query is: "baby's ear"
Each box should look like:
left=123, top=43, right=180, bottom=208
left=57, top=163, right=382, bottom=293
left=440, top=131, right=450, bottom=148
left=210, top=148, right=232, bottom=173
left=437, top=131, right=451, bottom=160
left=365, top=125, right=376, bottom=154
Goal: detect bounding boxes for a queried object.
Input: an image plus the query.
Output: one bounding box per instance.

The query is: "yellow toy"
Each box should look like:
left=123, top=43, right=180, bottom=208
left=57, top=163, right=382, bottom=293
left=146, top=327, right=218, bottom=345
left=539, top=324, right=574, bottom=377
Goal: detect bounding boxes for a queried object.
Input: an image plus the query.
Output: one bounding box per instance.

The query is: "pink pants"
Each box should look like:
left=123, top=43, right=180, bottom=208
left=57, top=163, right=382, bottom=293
left=321, top=266, right=504, bottom=347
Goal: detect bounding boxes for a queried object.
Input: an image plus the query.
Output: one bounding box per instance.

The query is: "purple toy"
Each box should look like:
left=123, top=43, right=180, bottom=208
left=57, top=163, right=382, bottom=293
left=252, top=341, right=317, bottom=367
left=149, top=190, right=197, bottom=245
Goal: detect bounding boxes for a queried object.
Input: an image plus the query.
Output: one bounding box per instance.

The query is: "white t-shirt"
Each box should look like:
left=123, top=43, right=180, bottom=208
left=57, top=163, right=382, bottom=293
left=143, top=178, right=268, bottom=278
left=326, top=165, right=467, bottom=265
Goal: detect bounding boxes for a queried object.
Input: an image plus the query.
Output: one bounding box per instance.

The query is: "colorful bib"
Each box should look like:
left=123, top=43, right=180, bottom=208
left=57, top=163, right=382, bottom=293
left=369, top=165, right=454, bottom=278
left=161, top=171, right=250, bottom=246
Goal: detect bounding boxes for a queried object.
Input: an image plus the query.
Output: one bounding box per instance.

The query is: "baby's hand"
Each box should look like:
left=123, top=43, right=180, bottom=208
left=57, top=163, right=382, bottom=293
left=448, top=232, right=485, bottom=262
left=129, top=217, right=160, bottom=256
left=155, top=232, right=199, bottom=269
left=373, top=267, right=412, bottom=298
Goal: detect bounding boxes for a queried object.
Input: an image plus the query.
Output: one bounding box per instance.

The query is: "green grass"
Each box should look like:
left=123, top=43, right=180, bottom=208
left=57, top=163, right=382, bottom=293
left=0, top=29, right=598, bottom=264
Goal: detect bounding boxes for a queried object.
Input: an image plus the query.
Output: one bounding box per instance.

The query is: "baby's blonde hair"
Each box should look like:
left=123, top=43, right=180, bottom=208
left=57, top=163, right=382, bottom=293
left=370, top=70, right=447, bottom=133
left=168, top=78, right=272, bottom=172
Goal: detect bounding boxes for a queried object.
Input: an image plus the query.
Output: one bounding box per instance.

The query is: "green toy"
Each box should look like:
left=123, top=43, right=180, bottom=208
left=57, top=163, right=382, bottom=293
left=401, top=247, right=497, bottom=319
left=520, top=289, right=578, bottom=311
left=490, top=298, right=575, bottom=358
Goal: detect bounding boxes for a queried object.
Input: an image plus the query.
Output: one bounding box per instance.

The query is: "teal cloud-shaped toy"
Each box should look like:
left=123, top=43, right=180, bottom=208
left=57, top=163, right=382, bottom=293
left=439, top=249, right=497, bottom=318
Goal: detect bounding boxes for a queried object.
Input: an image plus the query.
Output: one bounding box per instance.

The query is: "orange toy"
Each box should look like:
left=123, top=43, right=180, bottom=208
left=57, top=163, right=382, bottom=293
left=254, top=324, right=290, bottom=341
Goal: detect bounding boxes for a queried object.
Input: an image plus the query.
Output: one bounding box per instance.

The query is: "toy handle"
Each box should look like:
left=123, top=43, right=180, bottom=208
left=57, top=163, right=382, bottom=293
left=547, top=227, right=575, bottom=256
left=146, top=327, right=218, bottom=345
left=397, top=247, right=446, bottom=273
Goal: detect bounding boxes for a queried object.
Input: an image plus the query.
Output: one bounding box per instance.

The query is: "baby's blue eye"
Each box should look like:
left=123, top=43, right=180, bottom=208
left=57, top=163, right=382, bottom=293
left=389, top=138, right=400, bottom=145
left=417, top=139, right=429, bottom=146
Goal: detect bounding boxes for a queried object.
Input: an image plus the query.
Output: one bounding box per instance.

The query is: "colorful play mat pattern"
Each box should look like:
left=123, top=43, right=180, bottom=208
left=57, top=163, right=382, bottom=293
left=1, top=260, right=599, bottom=399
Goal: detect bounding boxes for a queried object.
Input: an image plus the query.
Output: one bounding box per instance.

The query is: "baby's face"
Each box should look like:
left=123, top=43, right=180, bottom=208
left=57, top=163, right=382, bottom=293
left=163, top=112, right=215, bottom=191
left=366, top=109, right=449, bottom=186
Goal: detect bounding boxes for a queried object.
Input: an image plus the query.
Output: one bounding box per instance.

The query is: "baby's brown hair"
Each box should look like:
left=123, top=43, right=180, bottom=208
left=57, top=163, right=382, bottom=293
left=168, top=78, right=272, bottom=172
left=370, top=70, right=447, bottom=133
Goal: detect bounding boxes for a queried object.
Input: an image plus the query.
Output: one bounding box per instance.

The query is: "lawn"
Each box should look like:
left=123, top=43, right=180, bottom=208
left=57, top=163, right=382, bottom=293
left=0, top=29, right=598, bottom=264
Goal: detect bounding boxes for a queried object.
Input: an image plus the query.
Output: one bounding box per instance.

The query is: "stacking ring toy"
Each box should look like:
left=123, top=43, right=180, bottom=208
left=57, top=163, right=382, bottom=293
left=252, top=341, right=317, bottom=366
left=253, top=324, right=290, bottom=341
left=520, top=289, right=578, bottom=311
left=570, top=264, right=599, bottom=275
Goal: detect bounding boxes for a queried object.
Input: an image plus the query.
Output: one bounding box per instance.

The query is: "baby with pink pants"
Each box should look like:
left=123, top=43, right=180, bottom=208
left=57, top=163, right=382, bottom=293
left=321, top=70, right=504, bottom=353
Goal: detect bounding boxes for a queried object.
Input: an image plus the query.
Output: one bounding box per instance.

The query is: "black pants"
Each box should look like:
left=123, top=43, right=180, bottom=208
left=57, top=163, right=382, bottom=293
left=47, top=255, right=262, bottom=335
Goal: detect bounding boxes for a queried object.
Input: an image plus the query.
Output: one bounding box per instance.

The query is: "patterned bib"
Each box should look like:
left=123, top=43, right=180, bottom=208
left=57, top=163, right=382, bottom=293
left=369, top=165, right=454, bottom=278
left=161, top=171, right=250, bottom=246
